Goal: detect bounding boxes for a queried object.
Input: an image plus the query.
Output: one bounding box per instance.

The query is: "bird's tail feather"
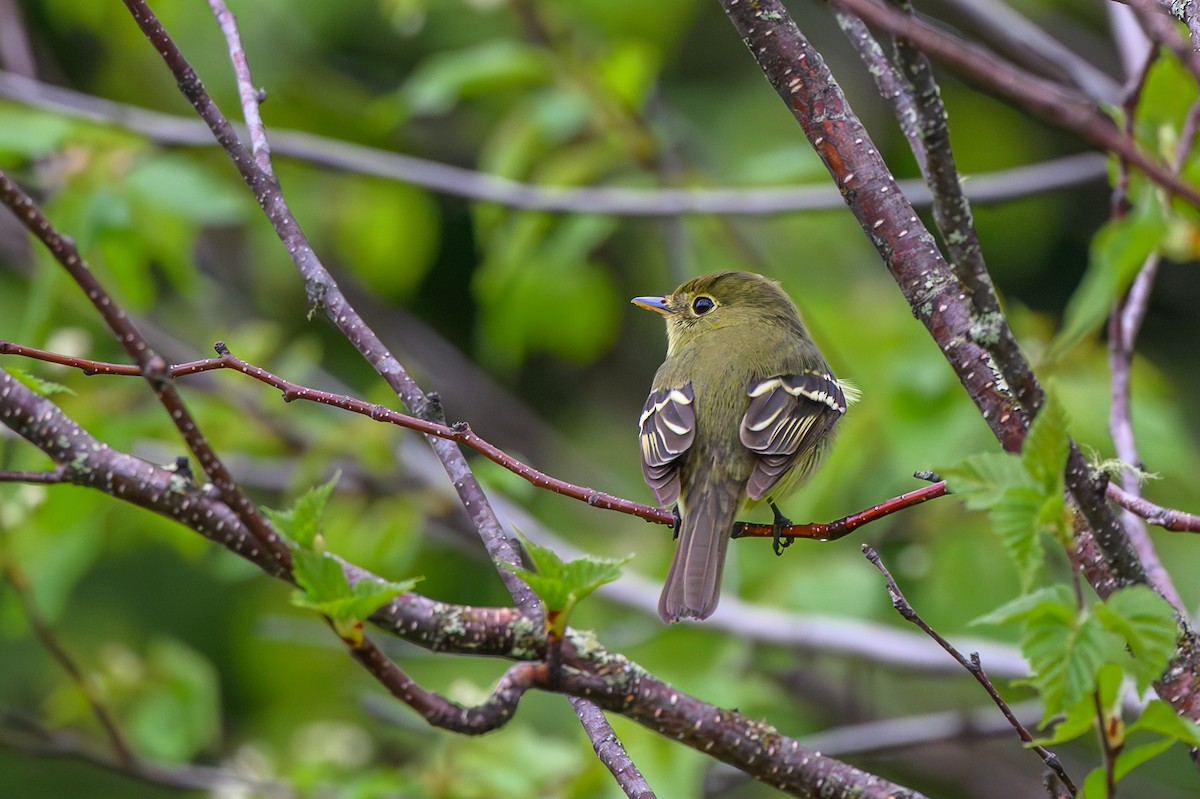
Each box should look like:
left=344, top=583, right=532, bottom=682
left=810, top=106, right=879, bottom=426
left=658, top=477, right=739, bottom=622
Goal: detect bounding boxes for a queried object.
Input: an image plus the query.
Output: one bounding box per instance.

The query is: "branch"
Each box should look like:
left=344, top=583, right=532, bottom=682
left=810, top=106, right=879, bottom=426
left=862, top=546, right=1077, bottom=796
left=0, top=714, right=292, bottom=796
left=1, top=563, right=135, bottom=770
left=1107, top=484, right=1200, bottom=533
left=0, top=71, right=1110, bottom=216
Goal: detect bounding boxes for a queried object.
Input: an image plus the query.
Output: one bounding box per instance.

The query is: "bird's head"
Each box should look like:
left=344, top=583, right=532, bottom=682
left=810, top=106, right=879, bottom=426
left=631, top=271, right=804, bottom=354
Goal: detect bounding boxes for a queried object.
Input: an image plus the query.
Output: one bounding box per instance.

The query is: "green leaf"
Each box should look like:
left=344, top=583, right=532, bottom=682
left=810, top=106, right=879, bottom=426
left=290, top=549, right=419, bottom=625
left=6, top=367, right=76, bottom=398
left=1033, top=661, right=1126, bottom=747
left=1127, top=700, right=1200, bottom=748
left=972, top=583, right=1074, bottom=627
left=1114, top=738, right=1177, bottom=783
left=502, top=533, right=631, bottom=632
left=330, top=176, right=439, bottom=301
left=261, top=471, right=341, bottom=549
left=1080, top=767, right=1106, bottom=799
left=126, top=639, right=220, bottom=762
left=402, top=40, right=552, bottom=116
left=1022, top=392, right=1069, bottom=495
left=1096, top=586, right=1180, bottom=692
left=595, top=39, right=659, bottom=110
left=1051, top=200, right=1167, bottom=357
left=292, top=548, right=352, bottom=604
left=0, top=106, right=77, bottom=160
left=990, top=484, right=1050, bottom=591
left=938, top=451, right=1031, bottom=511
left=1032, top=689, right=1099, bottom=746
left=1024, top=610, right=1119, bottom=721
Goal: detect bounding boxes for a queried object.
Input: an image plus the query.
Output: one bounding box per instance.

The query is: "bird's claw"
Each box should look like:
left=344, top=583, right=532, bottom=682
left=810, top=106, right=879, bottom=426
left=769, top=501, right=793, bottom=557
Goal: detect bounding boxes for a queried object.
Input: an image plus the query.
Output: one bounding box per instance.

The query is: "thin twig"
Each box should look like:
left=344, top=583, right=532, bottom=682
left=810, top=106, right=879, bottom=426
left=206, top=0, right=270, bottom=172
left=734, top=480, right=947, bottom=541
left=1107, top=483, right=1200, bottom=532
left=834, top=11, right=928, bottom=172
left=118, top=0, right=535, bottom=609
left=862, top=545, right=1078, bottom=796
left=0, top=468, right=65, bottom=484
left=1, top=563, right=135, bottom=769
left=0, top=714, right=293, bottom=796
left=0, top=71, right=1111, bottom=217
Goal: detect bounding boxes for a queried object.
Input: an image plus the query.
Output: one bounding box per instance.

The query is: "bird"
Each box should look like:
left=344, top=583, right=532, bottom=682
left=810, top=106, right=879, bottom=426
left=632, top=271, right=856, bottom=622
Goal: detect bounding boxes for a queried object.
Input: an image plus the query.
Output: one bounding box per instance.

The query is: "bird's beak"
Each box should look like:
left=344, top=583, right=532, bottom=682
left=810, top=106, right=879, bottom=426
left=631, top=295, right=674, bottom=316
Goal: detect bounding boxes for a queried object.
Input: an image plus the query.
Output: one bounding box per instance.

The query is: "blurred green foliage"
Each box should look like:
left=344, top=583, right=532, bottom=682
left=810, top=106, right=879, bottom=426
left=1, top=1, right=1199, bottom=798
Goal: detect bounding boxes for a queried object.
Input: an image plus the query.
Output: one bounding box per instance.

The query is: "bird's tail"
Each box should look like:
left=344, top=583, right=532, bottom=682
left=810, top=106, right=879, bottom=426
left=658, top=476, right=740, bottom=622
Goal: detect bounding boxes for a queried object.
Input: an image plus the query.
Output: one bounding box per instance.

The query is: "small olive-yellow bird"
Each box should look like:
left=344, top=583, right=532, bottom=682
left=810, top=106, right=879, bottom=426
left=633, top=271, right=855, bottom=622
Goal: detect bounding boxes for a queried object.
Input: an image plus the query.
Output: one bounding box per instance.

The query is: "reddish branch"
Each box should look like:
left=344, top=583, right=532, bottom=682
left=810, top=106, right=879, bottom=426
left=0, top=340, right=965, bottom=539
left=8, top=340, right=1197, bottom=542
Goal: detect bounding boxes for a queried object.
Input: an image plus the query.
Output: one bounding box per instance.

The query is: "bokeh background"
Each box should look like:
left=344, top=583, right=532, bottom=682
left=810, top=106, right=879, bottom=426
left=1, top=1, right=1198, bottom=797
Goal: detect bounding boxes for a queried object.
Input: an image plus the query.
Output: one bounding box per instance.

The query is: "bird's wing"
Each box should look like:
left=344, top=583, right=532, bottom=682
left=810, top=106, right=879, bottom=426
left=638, top=384, right=696, bottom=508
left=740, top=372, right=848, bottom=501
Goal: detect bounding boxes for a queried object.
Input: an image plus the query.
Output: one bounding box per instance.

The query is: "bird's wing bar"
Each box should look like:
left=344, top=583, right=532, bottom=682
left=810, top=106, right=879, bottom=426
left=638, top=384, right=696, bottom=508
left=740, top=372, right=846, bottom=501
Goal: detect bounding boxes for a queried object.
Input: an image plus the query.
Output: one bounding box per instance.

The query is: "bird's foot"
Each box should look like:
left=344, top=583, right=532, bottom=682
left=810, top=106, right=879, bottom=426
left=671, top=506, right=682, bottom=540
left=769, top=501, right=793, bottom=556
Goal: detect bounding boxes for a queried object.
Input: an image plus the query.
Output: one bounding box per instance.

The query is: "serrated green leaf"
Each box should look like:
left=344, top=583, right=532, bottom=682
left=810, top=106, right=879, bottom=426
left=1096, top=660, right=1125, bottom=713
left=1127, top=700, right=1200, bottom=748
left=1095, top=586, right=1180, bottom=691
left=1051, top=200, right=1167, bottom=357
left=1031, top=689, right=1098, bottom=746
left=516, top=534, right=568, bottom=578
left=938, top=451, right=1031, bottom=511
left=294, top=578, right=420, bottom=622
left=560, top=556, right=630, bottom=602
left=261, top=471, right=341, bottom=549
left=972, top=583, right=1075, bottom=627
left=502, top=533, right=631, bottom=630
left=290, top=548, right=419, bottom=624
left=1025, top=610, right=1119, bottom=721
left=7, top=367, right=76, bottom=398
left=1022, top=392, right=1069, bottom=495
left=292, top=549, right=351, bottom=604
left=991, top=484, right=1049, bottom=591
left=503, top=565, right=572, bottom=610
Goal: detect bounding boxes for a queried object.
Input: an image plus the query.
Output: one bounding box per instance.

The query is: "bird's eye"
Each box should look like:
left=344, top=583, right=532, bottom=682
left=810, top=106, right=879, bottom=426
left=692, top=296, right=715, bottom=315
